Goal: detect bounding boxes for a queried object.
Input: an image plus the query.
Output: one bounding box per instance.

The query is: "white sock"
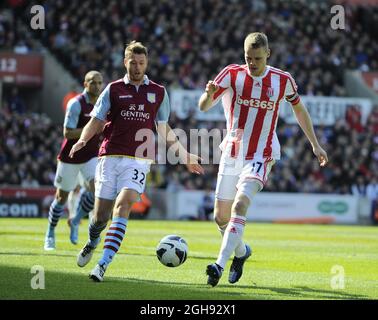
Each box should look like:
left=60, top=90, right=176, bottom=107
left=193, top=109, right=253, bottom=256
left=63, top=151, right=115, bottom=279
left=218, top=224, right=246, bottom=258
left=216, top=215, right=246, bottom=269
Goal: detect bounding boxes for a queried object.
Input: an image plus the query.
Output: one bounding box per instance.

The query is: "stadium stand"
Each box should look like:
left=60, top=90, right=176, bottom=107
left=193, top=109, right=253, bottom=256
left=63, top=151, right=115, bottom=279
left=0, top=105, right=60, bottom=187
left=10, top=0, right=378, bottom=93
left=0, top=0, right=377, bottom=199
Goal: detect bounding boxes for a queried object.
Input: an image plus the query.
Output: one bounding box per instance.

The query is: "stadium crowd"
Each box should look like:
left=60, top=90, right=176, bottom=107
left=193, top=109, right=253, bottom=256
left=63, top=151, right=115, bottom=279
left=1, top=94, right=378, bottom=197
left=0, top=0, right=378, bottom=198
left=0, top=101, right=59, bottom=187
left=3, top=0, right=377, bottom=94
left=161, top=105, right=378, bottom=198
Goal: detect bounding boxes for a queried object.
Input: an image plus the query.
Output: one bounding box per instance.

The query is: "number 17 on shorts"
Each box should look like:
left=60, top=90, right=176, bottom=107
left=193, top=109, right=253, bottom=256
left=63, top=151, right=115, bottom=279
left=241, top=158, right=275, bottom=186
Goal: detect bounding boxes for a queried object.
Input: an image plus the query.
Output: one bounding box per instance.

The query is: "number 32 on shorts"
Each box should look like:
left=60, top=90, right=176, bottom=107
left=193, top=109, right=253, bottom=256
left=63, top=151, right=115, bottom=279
left=132, top=169, right=146, bottom=185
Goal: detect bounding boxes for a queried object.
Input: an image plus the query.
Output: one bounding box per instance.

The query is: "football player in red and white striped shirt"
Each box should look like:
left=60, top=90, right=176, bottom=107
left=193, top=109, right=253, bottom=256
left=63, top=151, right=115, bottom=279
left=199, top=32, right=328, bottom=286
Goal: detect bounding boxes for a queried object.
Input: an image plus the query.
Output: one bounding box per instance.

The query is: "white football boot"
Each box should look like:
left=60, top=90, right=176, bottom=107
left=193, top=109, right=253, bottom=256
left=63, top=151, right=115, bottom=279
left=89, top=263, right=107, bottom=282
left=77, top=239, right=99, bottom=267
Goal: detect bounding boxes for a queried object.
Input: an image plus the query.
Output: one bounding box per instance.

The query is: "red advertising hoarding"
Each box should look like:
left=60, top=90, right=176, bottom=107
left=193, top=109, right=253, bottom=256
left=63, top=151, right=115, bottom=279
left=0, top=52, right=44, bottom=87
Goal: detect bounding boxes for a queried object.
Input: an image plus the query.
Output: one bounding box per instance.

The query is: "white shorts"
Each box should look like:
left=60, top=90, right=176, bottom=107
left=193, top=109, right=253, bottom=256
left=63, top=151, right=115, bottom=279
left=215, top=153, right=275, bottom=201
left=54, top=157, right=98, bottom=192
left=95, top=156, right=151, bottom=200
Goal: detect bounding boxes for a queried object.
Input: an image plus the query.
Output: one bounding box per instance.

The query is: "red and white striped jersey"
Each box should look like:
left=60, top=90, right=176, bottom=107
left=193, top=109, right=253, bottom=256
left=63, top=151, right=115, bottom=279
left=213, top=64, right=300, bottom=160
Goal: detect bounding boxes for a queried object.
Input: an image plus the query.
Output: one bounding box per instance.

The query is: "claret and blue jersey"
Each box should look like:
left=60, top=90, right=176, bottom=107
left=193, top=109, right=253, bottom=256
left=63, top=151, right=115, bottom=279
left=91, top=74, right=170, bottom=161
left=58, top=90, right=101, bottom=164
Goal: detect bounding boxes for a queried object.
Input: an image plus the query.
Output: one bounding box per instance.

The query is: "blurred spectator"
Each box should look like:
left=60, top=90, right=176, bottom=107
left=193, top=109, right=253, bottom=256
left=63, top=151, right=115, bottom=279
left=13, top=39, right=29, bottom=53
left=346, top=105, right=363, bottom=133
left=130, top=193, right=152, bottom=219
left=0, top=107, right=60, bottom=187
left=198, top=188, right=215, bottom=221
left=8, top=87, right=26, bottom=114
left=351, top=176, right=367, bottom=196
left=367, top=105, right=378, bottom=134
left=147, top=165, right=165, bottom=188
left=0, top=8, right=14, bottom=50
left=21, top=173, right=40, bottom=188
left=366, top=176, right=378, bottom=201
left=366, top=176, right=378, bottom=224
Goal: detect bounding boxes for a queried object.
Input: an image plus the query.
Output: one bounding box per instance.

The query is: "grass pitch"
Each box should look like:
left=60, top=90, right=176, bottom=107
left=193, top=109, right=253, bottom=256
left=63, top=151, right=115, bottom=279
left=0, top=218, right=377, bottom=300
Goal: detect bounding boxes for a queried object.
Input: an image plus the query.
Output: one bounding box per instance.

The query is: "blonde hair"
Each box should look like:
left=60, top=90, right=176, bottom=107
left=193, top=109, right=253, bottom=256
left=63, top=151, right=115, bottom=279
left=244, top=32, right=269, bottom=51
left=124, top=41, right=148, bottom=58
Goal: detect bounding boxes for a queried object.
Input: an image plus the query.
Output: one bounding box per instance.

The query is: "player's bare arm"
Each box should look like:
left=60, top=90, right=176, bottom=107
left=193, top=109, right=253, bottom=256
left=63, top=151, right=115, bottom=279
left=292, top=101, right=328, bottom=167
left=156, top=122, right=204, bottom=175
left=69, top=117, right=104, bottom=158
left=198, top=81, right=219, bottom=112
left=63, top=127, right=83, bottom=140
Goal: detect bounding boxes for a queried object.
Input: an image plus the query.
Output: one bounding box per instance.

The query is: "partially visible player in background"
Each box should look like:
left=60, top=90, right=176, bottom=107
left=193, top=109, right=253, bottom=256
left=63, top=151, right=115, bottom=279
left=199, top=32, right=328, bottom=286
left=66, top=177, right=93, bottom=224
left=44, top=71, right=103, bottom=250
left=66, top=184, right=82, bottom=220
left=69, top=41, right=204, bottom=282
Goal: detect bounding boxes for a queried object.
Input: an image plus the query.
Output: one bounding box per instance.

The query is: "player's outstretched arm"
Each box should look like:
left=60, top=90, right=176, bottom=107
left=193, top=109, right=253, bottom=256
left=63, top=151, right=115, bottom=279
left=292, top=101, right=328, bottom=167
left=69, top=117, right=104, bottom=158
left=198, top=81, right=219, bottom=112
left=156, top=122, right=204, bottom=175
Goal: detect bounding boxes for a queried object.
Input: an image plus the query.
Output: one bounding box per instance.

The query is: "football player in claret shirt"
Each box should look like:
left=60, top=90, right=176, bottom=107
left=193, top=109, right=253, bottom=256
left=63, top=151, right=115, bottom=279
left=199, top=32, right=328, bottom=286
left=44, top=71, right=103, bottom=250
left=70, top=41, right=203, bottom=282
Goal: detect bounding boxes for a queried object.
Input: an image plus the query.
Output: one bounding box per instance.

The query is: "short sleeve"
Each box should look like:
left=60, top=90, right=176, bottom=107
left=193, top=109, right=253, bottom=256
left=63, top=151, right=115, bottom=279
left=285, top=73, right=300, bottom=105
left=156, top=88, right=171, bottom=123
left=213, top=64, right=235, bottom=89
left=212, top=64, right=236, bottom=105
left=90, top=84, right=111, bottom=121
left=64, top=98, right=81, bottom=129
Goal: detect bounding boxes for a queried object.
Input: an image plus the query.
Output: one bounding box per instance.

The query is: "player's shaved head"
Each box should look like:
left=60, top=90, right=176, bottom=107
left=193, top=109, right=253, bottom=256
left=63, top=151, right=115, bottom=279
left=244, top=32, right=269, bottom=51
left=84, top=70, right=102, bottom=82
left=84, top=70, right=103, bottom=98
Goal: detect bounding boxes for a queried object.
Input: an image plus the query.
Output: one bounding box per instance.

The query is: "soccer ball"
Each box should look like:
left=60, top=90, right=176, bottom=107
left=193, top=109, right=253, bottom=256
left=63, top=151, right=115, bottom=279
left=156, top=235, right=188, bottom=267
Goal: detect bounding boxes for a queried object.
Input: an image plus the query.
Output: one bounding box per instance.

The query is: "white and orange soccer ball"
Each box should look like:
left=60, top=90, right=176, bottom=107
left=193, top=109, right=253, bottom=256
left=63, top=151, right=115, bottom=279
left=156, top=235, right=188, bottom=267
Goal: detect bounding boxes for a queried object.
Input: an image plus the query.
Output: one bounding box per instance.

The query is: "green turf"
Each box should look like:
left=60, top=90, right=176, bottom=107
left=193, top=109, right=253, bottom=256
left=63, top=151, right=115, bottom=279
left=0, top=218, right=377, bottom=300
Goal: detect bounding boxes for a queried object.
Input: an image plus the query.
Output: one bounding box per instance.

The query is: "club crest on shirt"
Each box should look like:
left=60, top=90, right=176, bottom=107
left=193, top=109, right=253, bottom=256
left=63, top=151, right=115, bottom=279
left=267, top=87, right=274, bottom=98
left=147, top=93, right=156, bottom=103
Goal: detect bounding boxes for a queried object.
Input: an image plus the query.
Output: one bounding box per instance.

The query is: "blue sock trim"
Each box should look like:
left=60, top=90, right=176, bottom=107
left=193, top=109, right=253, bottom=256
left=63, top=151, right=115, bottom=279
left=112, top=217, right=128, bottom=225
left=98, top=218, right=128, bottom=266
left=47, top=199, right=65, bottom=236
